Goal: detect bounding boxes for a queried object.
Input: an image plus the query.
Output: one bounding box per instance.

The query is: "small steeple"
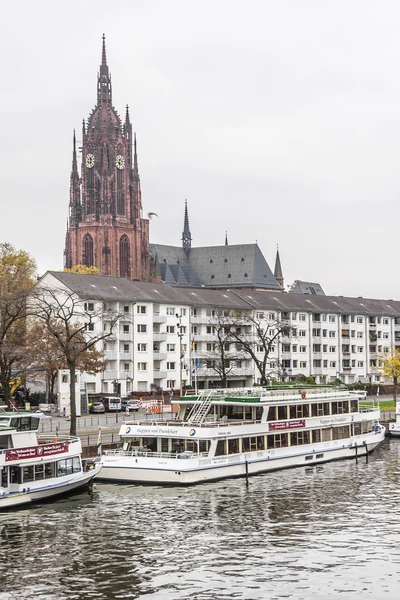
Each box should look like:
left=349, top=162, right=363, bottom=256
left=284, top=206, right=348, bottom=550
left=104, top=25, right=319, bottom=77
left=274, top=244, right=284, bottom=288
left=182, top=199, right=192, bottom=250
left=97, top=34, right=112, bottom=103
left=225, top=231, right=228, bottom=246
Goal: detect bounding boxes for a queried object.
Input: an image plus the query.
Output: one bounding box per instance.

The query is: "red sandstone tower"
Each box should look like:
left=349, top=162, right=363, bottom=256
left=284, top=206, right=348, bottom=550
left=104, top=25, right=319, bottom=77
left=64, top=36, right=150, bottom=280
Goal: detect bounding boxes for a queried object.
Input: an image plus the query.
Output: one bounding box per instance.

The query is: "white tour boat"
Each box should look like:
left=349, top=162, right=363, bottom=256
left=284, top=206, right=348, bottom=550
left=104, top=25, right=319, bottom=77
left=0, top=411, right=101, bottom=509
left=99, top=387, right=385, bottom=485
left=389, top=401, right=400, bottom=437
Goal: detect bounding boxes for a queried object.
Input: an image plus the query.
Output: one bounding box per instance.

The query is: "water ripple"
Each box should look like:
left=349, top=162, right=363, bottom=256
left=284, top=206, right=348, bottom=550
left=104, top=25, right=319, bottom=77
left=1, top=439, right=400, bottom=599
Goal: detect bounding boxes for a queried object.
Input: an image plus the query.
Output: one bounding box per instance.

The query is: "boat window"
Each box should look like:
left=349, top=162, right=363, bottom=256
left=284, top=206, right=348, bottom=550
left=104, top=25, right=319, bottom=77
left=354, top=423, right=362, bottom=435
left=244, top=407, right=252, bottom=421
left=142, top=437, right=157, bottom=452
left=199, top=440, right=210, bottom=453
left=45, top=462, right=56, bottom=478
left=35, top=465, right=44, bottom=481
left=30, top=418, right=40, bottom=431
left=290, top=431, right=310, bottom=446
left=22, top=465, right=35, bottom=483
left=215, top=440, right=226, bottom=456
left=312, top=429, right=321, bottom=443
left=267, top=433, right=288, bottom=449
left=350, top=400, right=358, bottom=413
left=311, top=403, right=326, bottom=417
left=321, top=429, right=331, bottom=442
left=0, top=435, right=12, bottom=450
left=228, top=439, right=239, bottom=454
left=171, top=439, right=186, bottom=454
left=57, top=459, right=74, bottom=476
left=332, top=426, right=350, bottom=440
left=1, top=467, right=8, bottom=488
left=255, top=407, right=263, bottom=421
left=10, top=466, right=21, bottom=484
left=267, top=406, right=277, bottom=421
left=73, top=457, right=81, bottom=473
left=290, top=404, right=309, bottom=419
left=277, top=405, right=288, bottom=420
left=19, top=417, right=32, bottom=431
left=256, top=435, right=265, bottom=450
left=161, top=438, right=169, bottom=453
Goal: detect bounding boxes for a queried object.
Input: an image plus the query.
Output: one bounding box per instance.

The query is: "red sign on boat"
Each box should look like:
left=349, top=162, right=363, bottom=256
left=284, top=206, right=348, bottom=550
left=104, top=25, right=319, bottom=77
left=5, top=442, right=69, bottom=462
left=269, top=419, right=305, bottom=431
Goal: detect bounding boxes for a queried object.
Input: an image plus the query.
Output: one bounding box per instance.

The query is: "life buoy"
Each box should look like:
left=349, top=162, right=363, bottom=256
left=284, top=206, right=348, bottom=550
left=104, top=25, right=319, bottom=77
left=301, top=391, right=306, bottom=399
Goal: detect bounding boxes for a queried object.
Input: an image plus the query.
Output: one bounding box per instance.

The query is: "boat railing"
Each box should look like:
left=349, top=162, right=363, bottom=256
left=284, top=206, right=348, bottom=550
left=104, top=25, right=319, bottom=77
left=104, top=449, right=210, bottom=460
left=37, top=435, right=81, bottom=444
left=359, top=407, right=380, bottom=414
left=125, top=419, right=262, bottom=428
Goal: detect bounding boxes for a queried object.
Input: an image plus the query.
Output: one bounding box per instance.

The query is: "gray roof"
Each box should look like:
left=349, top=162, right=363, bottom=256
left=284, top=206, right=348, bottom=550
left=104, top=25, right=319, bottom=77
left=149, top=243, right=281, bottom=290
left=288, top=280, right=325, bottom=295
left=41, top=272, right=400, bottom=317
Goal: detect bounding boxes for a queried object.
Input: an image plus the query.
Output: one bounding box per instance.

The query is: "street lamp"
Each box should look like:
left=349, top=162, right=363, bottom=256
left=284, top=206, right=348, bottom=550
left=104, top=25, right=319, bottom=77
left=176, top=313, right=184, bottom=398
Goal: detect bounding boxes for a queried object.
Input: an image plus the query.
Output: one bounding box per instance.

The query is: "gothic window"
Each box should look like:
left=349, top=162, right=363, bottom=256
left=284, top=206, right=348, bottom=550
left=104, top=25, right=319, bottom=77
left=119, top=235, right=130, bottom=278
left=82, top=234, right=94, bottom=267
left=87, top=167, right=95, bottom=214
left=117, top=168, right=124, bottom=215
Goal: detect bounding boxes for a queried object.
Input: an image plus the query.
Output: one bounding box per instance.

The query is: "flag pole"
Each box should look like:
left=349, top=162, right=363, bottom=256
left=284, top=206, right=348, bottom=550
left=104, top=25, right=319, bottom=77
left=97, top=427, right=102, bottom=457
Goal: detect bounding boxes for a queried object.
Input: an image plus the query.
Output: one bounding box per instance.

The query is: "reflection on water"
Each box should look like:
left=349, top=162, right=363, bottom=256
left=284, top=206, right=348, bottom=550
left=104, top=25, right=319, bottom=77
left=1, top=439, right=400, bottom=599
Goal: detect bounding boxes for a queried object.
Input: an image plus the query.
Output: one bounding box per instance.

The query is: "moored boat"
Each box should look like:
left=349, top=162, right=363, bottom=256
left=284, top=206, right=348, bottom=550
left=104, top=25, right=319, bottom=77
left=0, top=412, right=101, bottom=509
left=388, top=401, right=400, bottom=436
left=98, top=387, right=385, bottom=485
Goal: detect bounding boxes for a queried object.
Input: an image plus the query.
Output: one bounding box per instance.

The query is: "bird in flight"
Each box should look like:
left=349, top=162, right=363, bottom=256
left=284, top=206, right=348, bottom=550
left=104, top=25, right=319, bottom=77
left=147, top=212, right=159, bottom=220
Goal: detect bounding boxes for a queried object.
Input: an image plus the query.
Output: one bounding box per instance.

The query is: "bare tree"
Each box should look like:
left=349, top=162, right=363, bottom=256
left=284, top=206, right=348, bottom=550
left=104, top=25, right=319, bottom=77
left=214, top=311, right=296, bottom=386
left=31, top=286, right=120, bottom=435
left=201, top=313, right=245, bottom=387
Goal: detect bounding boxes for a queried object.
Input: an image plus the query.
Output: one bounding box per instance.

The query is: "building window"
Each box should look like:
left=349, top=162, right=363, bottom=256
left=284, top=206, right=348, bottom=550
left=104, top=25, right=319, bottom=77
left=137, top=324, right=146, bottom=333
left=137, top=362, right=147, bottom=371
left=166, top=307, right=175, bottom=315
left=299, top=330, right=306, bottom=337
left=84, top=302, right=94, bottom=312
left=85, top=322, right=95, bottom=331
left=329, top=315, right=336, bottom=323
left=167, top=362, right=175, bottom=370
left=329, top=331, right=336, bottom=338
left=357, top=317, right=363, bottom=324
left=119, top=235, right=130, bottom=278
left=124, top=305, right=130, bottom=314
left=124, top=363, right=130, bottom=371
left=166, top=326, right=175, bottom=334
left=167, top=343, right=175, bottom=352
left=300, top=361, right=307, bottom=368
left=299, top=314, right=306, bottom=322
left=137, top=343, right=146, bottom=352
left=137, top=305, right=147, bottom=314
left=180, top=308, right=186, bottom=316
left=123, top=325, right=130, bottom=333
left=82, top=233, right=94, bottom=268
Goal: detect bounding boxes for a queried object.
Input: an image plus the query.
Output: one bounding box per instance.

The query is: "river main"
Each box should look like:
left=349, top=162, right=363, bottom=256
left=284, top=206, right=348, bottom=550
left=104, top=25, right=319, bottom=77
left=1, top=438, right=400, bottom=600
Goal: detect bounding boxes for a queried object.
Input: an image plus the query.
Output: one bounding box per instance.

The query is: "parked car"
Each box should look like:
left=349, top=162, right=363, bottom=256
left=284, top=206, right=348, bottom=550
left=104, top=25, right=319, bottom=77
left=121, top=399, right=139, bottom=412
left=102, top=397, right=122, bottom=412
left=89, top=401, right=105, bottom=414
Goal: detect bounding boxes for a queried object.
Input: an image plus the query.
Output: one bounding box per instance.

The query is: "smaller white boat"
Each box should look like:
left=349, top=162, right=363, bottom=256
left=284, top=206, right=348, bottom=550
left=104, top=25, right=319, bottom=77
left=0, top=411, right=101, bottom=510
left=389, top=401, right=400, bottom=437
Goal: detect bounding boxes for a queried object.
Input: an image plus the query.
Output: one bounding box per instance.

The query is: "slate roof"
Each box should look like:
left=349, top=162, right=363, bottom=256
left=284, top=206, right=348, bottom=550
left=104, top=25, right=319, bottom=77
left=41, top=272, right=400, bottom=317
left=288, top=280, right=325, bottom=295
left=149, top=243, right=281, bottom=290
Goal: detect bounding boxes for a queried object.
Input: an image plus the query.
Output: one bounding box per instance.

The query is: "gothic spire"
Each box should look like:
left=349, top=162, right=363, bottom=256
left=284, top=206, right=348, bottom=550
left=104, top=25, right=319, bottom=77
left=97, top=34, right=112, bottom=102
left=274, top=245, right=284, bottom=288
left=133, top=132, right=139, bottom=177
left=225, top=231, right=228, bottom=245
left=71, top=130, right=78, bottom=178
left=182, top=199, right=192, bottom=250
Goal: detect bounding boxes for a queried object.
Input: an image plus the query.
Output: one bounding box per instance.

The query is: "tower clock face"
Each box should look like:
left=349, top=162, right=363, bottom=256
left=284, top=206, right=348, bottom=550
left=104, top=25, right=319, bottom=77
left=85, top=154, right=95, bottom=168
left=116, top=155, right=125, bottom=170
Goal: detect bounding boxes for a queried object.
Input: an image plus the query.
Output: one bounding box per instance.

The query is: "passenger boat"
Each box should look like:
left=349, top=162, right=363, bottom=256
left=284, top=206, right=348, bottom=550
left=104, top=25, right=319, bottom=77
left=389, top=401, right=400, bottom=436
left=98, top=387, right=385, bottom=485
left=0, top=411, right=101, bottom=509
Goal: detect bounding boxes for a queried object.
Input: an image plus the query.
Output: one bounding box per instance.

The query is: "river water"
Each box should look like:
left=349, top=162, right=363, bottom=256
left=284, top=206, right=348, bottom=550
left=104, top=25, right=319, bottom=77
left=1, top=439, right=400, bottom=600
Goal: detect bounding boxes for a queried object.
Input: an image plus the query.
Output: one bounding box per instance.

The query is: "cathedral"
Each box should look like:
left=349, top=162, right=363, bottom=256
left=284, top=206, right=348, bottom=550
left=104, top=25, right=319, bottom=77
left=64, top=37, right=285, bottom=292
left=64, top=35, right=150, bottom=280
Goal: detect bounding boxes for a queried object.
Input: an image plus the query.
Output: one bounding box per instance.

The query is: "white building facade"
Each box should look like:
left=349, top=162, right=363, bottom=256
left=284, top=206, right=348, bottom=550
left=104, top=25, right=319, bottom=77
left=37, top=272, right=400, bottom=395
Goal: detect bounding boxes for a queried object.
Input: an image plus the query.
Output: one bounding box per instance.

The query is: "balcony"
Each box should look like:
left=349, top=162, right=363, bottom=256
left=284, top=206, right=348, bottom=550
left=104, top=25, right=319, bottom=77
left=119, top=332, right=132, bottom=341
left=153, top=313, right=167, bottom=324
left=105, top=352, right=119, bottom=360
left=153, top=352, right=167, bottom=360
left=153, top=370, right=167, bottom=379
left=343, top=367, right=352, bottom=371
left=369, top=323, right=376, bottom=328
left=190, top=315, right=205, bottom=323
left=102, top=370, right=119, bottom=380
left=153, top=332, right=167, bottom=342
left=229, top=367, right=253, bottom=377
left=193, top=334, right=217, bottom=342
left=342, top=351, right=350, bottom=356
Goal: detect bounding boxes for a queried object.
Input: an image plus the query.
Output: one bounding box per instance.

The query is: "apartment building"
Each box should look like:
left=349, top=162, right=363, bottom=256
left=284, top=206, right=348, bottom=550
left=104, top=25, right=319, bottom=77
left=38, top=272, right=400, bottom=395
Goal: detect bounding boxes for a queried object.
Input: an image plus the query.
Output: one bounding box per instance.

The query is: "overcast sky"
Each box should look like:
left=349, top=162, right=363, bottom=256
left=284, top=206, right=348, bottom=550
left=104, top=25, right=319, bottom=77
left=1, top=0, right=400, bottom=299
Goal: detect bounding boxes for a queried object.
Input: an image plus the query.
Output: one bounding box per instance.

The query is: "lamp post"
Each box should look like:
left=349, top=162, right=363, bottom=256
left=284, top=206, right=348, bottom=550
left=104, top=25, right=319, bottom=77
left=176, top=313, right=184, bottom=398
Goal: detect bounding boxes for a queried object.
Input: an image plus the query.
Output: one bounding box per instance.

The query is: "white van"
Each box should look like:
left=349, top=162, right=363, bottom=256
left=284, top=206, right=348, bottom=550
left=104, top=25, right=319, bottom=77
left=102, top=397, right=122, bottom=412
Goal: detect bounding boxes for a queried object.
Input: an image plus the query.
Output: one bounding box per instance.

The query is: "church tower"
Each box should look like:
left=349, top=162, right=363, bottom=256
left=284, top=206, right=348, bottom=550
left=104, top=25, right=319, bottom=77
left=64, top=35, right=150, bottom=280
left=181, top=199, right=192, bottom=251
left=274, top=245, right=284, bottom=288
